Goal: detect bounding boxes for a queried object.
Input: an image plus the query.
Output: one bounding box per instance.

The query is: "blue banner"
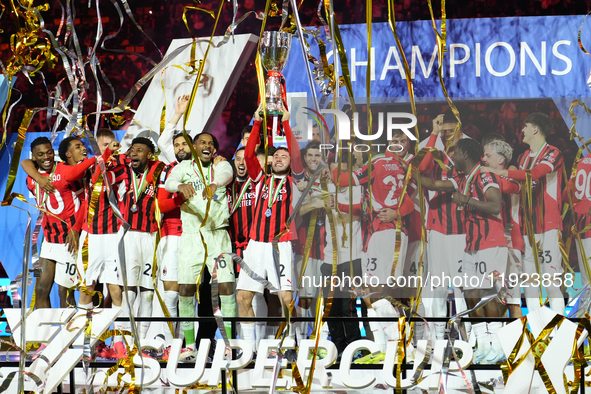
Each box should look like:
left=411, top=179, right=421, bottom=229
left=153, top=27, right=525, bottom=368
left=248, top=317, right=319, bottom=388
left=284, top=15, right=591, bottom=99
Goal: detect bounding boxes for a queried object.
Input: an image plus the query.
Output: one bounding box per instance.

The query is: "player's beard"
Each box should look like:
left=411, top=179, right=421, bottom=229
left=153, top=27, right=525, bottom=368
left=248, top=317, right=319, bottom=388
left=273, top=166, right=290, bottom=176
left=175, top=150, right=191, bottom=162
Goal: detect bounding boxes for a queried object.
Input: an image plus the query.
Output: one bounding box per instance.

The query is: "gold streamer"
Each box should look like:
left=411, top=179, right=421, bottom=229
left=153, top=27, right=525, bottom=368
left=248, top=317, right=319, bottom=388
left=522, top=171, right=544, bottom=307
left=177, top=0, right=225, bottom=303
left=149, top=162, right=175, bottom=339
left=385, top=1, right=426, bottom=333
left=578, top=12, right=591, bottom=56
left=426, top=0, right=462, bottom=152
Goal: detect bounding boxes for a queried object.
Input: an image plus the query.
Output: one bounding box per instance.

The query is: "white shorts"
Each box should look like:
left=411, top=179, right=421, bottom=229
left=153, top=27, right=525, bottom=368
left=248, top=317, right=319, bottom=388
left=575, top=237, right=591, bottom=286
left=523, top=230, right=564, bottom=279
left=296, top=256, right=321, bottom=298
left=462, top=247, right=509, bottom=290
left=362, top=230, right=408, bottom=285
left=76, top=231, right=121, bottom=285
left=505, top=250, right=523, bottom=305
left=157, top=235, right=179, bottom=282
left=405, top=240, right=424, bottom=278
left=178, top=229, right=234, bottom=285
left=427, top=231, right=466, bottom=287
left=40, top=241, right=79, bottom=288
left=237, top=239, right=294, bottom=294
left=103, top=230, right=156, bottom=289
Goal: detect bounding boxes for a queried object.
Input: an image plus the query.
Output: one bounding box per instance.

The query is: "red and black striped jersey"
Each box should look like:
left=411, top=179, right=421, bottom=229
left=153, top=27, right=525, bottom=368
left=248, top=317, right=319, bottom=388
left=419, top=134, right=464, bottom=235
left=158, top=161, right=183, bottom=238
left=227, top=176, right=258, bottom=248
left=244, top=119, right=304, bottom=243
left=451, top=168, right=507, bottom=251
left=80, top=153, right=129, bottom=235
left=112, top=160, right=163, bottom=233
left=510, top=143, right=563, bottom=234
left=248, top=175, right=293, bottom=242
left=82, top=165, right=118, bottom=234
left=27, top=163, right=81, bottom=244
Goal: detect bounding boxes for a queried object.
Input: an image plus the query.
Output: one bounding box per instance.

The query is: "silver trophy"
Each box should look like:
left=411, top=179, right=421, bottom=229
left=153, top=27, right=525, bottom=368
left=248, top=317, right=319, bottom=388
left=260, top=31, right=292, bottom=115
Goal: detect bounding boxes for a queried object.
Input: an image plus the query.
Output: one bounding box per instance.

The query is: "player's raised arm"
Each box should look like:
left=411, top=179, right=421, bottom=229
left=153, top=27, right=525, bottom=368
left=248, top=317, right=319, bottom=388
left=159, top=95, right=189, bottom=164
left=416, top=173, right=455, bottom=192
left=245, top=103, right=265, bottom=182
left=418, top=114, right=444, bottom=174
left=281, top=104, right=304, bottom=179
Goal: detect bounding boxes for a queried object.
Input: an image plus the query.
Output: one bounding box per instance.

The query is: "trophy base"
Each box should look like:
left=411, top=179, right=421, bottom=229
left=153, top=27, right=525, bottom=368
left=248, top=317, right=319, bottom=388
left=258, top=110, right=283, bottom=116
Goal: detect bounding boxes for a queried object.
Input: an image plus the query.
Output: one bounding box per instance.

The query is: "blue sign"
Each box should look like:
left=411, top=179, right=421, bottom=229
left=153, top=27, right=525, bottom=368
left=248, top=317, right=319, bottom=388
left=284, top=15, right=591, bottom=98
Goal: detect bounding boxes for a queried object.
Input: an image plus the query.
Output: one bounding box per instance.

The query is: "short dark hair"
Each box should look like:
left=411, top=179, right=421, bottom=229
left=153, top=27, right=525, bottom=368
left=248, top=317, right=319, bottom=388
left=58, top=136, right=79, bottom=162
left=481, top=132, right=505, bottom=147
left=275, top=146, right=290, bottom=156
left=304, top=140, right=321, bottom=153
left=456, top=139, right=483, bottom=163
left=96, top=128, right=115, bottom=139
left=241, top=126, right=252, bottom=139
left=193, top=132, right=219, bottom=151
left=442, top=109, right=458, bottom=125
left=31, top=137, right=52, bottom=151
left=391, top=129, right=410, bottom=138
left=256, top=145, right=276, bottom=157
left=172, top=131, right=186, bottom=145
left=131, top=137, right=156, bottom=154
left=235, top=146, right=245, bottom=155
left=524, top=112, right=552, bottom=137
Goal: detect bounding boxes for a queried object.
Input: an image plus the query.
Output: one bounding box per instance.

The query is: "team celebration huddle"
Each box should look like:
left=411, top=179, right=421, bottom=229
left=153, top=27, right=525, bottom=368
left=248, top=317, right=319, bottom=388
left=23, top=93, right=589, bottom=367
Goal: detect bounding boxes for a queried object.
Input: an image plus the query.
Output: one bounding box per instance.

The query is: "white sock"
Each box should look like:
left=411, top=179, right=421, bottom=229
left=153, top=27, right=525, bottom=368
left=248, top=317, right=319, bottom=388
left=297, top=307, right=310, bottom=343
left=547, top=284, right=565, bottom=315
left=112, top=305, right=123, bottom=344
left=372, top=299, right=399, bottom=341
left=367, top=308, right=386, bottom=353
left=473, top=322, right=491, bottom=354
left=193, top=296, right=199, bottom=336
left=253, top=293, right=267, bottom=349
left=413, top=302, right=426, bottom=345
left=139, top=291, right=154, bottom=340
left=266, top=325, right=278, bottom=339
left=487, top=322, right=503, bottom=352
left=79, top=302, right=93, bottom=310
left=320, top=322, right=329, bottom=341
left=242, top=323, right=256, bottom=351
left=163, top=290, right=179, bottom=342
left=288, top=323, right=296, bottom=340
left=120, top=292, right=135, bottom=342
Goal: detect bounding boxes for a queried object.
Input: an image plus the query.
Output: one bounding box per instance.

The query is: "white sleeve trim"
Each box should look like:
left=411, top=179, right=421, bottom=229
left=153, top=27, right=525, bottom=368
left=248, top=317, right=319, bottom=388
left=483, top=183, right=499, bottom=193
left=538, top=161, right=555, bottom=172
left=449, top=178, right=459, bottom=190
